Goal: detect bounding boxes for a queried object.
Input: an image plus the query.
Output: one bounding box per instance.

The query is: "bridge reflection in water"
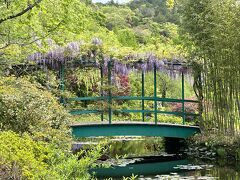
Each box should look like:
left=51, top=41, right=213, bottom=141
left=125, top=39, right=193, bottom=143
left=90, top=155, right=190, bottom=178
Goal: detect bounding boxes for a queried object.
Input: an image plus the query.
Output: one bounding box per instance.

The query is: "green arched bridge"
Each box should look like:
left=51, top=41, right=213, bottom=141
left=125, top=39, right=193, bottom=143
left=71, top=122, right=200, bottom=139
left=58, top=61, right=201, bottom=139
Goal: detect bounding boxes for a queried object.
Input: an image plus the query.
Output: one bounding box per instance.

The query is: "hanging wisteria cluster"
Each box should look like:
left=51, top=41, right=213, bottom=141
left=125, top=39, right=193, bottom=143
left=28, top=39, right=192, bottom=79
left=28, top=41, right=82, bottom=69
left=100, top=55, right=191, bottom=83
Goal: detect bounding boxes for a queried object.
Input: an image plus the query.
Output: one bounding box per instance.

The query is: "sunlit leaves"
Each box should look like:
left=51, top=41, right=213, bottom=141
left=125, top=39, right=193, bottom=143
left=0, top=0, right=101, bottom=63
left=166, top=0, right=175, bottom=10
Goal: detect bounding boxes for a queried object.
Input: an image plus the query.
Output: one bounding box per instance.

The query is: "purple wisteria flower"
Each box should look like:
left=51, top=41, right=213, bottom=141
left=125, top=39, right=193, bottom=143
left=92, top=38, right=102, bottom=46
left=114, top=62, right=129, bottom=75
left=28, top=40, right=191, bottom=76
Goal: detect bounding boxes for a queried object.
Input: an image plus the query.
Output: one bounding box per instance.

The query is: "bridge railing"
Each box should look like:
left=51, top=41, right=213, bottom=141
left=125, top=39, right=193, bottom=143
left=60, top=61, right=199, bottom=125
left=66, top=96, right=199, bottom=125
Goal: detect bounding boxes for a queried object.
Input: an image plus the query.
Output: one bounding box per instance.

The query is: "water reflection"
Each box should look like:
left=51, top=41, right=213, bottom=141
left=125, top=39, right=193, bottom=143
left=91, top=155, right=189, bottom=178
left=88, top=138, right=240, bottom=179
left=107, top=137, right=164, bottom=158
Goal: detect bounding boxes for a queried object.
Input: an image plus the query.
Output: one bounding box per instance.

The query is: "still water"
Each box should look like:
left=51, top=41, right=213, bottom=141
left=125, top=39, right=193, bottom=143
left=89, top=137, right=240, bottom=179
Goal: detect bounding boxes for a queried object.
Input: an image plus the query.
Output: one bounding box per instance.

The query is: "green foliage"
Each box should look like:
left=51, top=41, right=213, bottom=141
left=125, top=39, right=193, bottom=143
left=123, top=174, right=138, bottom=180
left=0, top=131, right=52, bottom=179
left=181, top=0, right=240, bottom=133
left=101, top=6, right=135, bottom=30
left=190, top=132, right=240, bottom=160
left=50, top=143, right=105, bottom=179
left=128, top=0, right=179, bottom=24
left=115, top=28, right=138, bottom=47
left=129, top=72, right=194, bottom=99
left=166, top=0, right=175, bottom=10
left=0, top=76, right=107, bottom=179
left=0, top=76, right=71, bottom=150
left=0, top=0, right=186, bottom=65
left=72, top=70, right=195, bottom=124
left=0, top=0, right=103, bottom=63
left=108, top=137, right=163, bottom=158
left=94, top=1, right=185, bottom=58
left=0, top=131, right=104, bottom=179
left=66, top=68, right=101, bottom=97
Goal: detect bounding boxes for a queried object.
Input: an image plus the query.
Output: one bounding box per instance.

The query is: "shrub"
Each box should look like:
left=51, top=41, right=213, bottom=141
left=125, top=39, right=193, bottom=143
left=0, top=131, right=53, bottom=179
left=170, top=99, right=198, bottom=121
left=0, top=76, right=71, bottom=150
left=0, top=131, right=104, bottom=179
left=0, top=77, right=106, bottom=179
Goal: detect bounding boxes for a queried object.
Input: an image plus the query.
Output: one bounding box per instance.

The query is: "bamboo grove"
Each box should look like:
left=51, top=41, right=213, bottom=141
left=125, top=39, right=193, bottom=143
left=181, top=0, right=240, bottom=134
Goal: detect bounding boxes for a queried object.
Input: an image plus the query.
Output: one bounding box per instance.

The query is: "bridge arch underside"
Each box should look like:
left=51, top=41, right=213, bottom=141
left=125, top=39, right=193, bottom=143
left=71, top=123, right=201, bottom=139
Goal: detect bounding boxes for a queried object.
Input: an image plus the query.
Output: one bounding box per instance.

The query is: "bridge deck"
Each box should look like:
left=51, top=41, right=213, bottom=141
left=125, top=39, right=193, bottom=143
left=71, top=121, right=200, bottom=139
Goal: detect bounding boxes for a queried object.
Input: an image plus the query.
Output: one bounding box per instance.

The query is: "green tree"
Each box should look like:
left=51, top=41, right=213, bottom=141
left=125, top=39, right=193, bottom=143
left=115, top=28, right=138, bottom=47
left=100, top=6, right=136, bottom=30
left=0, top=0, right=103, bottom=63
left=180, top=0, right=240, bottom=133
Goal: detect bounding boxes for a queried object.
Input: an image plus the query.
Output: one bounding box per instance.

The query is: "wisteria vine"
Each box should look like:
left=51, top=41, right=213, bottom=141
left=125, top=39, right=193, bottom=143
left=28, top=39, right=191, bottom=78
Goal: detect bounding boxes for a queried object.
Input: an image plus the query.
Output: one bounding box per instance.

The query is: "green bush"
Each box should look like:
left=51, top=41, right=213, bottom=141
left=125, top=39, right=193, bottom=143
left=0, top=76, right=71, bottom=150
left=0, top=131, right=104, bottom=179
left=0, top=77, right=106, bottom=179
left=52, top=145, right=104, bottom=179
left=0, top=131, right=53, bottom=179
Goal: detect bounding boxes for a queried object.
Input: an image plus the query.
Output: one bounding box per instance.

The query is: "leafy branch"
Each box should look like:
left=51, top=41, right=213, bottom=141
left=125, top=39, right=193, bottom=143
left=0, top=0, right=43, bottom=25
left=0, top=20, right=63, bottom=50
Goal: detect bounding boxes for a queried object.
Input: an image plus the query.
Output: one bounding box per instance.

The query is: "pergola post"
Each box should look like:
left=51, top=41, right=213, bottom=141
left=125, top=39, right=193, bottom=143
left=100, top=64, right=104, bottom=122
left=108, top=60, right=112, bottom=124
left=154, top=63, right=157, bottom=124
left=182, top=72, right=185, bottom=125
left=141, top=70, right=145, bottom=122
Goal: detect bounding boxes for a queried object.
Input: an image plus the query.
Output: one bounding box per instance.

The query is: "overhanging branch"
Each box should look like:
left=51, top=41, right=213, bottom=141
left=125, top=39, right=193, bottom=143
left=0, top=0, right=43, bottom=24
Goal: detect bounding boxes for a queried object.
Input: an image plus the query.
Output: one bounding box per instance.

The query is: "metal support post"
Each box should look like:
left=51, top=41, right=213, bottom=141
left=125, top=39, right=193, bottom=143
left=154, top=63, right=157, bottom=124
left=108, top=61, right=112, bottom=124
left=142, top=70, right=145, bottom=122
left=182, top=72, right=185, bottom=125
left=100, top=65, right=104, bottom=121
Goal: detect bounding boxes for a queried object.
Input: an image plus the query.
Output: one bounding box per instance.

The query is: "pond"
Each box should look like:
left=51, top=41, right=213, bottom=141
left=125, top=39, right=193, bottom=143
left=86, top=137, right=240, bottom=179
